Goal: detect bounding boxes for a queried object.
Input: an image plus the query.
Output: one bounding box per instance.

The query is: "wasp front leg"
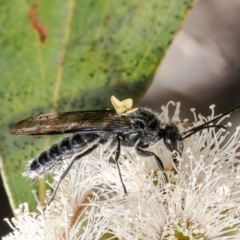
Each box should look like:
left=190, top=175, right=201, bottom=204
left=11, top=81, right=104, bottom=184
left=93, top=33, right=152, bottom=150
left=163, top=123, right=184, bottom=169
left=136, top=145, right=168, bottom=183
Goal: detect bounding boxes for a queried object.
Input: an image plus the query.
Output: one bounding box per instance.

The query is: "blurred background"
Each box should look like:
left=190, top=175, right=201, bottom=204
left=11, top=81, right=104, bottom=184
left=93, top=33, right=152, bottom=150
left=142, top=0, right=240, bottom=121
left=1, top=0, right=240, bottom=237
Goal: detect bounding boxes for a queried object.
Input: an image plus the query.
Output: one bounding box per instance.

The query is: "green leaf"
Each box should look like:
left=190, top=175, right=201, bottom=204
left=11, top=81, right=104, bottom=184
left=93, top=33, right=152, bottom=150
left=0, top=0, right=196, bottom=210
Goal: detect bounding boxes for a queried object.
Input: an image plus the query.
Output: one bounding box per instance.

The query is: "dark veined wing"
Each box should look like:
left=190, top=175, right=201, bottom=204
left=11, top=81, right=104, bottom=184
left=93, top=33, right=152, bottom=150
left=10, top=110, right=132, bottom=136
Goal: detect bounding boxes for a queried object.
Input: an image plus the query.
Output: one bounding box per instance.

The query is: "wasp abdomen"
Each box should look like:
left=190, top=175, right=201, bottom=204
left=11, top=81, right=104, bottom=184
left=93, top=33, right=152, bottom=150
left=26, top=133, right=99, bottom=180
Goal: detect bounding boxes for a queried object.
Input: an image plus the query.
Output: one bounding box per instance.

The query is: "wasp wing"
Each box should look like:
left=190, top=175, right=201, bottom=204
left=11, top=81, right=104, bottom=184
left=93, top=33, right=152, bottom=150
left=10, top=110, right=132, bottom=136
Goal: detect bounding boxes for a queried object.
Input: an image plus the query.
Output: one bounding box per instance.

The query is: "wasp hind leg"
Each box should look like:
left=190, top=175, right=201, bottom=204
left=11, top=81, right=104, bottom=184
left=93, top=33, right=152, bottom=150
left=45, top=137, right=108, bottom=208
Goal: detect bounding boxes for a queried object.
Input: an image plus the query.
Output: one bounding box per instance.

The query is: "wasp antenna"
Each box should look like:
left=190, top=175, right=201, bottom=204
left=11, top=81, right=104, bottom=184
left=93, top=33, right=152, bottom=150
left=182, top=105, right=240, bottom=139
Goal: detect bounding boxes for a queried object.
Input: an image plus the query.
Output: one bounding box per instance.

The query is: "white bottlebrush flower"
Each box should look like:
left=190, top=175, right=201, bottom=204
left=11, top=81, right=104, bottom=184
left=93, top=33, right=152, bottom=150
left=3, top=102, right=240, bottom=240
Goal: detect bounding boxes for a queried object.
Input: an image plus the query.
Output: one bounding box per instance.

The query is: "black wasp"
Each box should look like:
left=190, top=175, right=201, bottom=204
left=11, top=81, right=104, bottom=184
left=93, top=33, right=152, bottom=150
left=10, top=96, right=240, bottom=206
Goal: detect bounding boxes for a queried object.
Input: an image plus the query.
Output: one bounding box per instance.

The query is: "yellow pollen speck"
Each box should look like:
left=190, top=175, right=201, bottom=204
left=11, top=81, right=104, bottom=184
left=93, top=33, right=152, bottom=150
left=111, top=96, right=137, bottom=115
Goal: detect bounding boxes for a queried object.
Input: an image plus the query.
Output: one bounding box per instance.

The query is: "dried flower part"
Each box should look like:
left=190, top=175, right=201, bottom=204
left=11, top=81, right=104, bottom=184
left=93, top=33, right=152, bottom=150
left=4, top=102, right=240, bottom=240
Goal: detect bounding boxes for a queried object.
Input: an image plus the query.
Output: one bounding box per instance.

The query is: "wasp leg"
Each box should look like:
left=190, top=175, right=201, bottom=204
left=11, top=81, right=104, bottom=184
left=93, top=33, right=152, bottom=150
left=114, top=136, right=127, bottom=195
left=170, top=151, right=180, bottom=171
left=136, top=146, right=168, bottom=183
left=46, top=138, right=108, bottom=207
